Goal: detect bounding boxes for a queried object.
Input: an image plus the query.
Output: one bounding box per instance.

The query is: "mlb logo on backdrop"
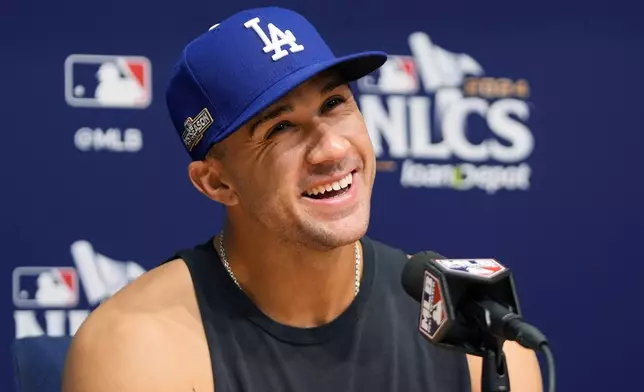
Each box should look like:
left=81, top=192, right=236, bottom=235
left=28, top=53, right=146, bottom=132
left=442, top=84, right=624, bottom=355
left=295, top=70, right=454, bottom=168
left=356, top=55, right=418, bottom=95
left=13, top=267, right=79, bottom=308
left=64, top=54, right=152, bottom=109
left=12, top=240, right=147, bottom=339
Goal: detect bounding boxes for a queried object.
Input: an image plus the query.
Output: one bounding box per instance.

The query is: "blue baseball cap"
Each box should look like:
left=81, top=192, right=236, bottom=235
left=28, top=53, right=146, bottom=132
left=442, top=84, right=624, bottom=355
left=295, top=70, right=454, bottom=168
left=165, top=6, right=387, bottom=161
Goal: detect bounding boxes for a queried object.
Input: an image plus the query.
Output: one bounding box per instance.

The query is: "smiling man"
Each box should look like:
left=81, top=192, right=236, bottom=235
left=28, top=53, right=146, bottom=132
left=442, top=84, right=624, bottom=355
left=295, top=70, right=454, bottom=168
left=62, top=6, right=542, bottom=392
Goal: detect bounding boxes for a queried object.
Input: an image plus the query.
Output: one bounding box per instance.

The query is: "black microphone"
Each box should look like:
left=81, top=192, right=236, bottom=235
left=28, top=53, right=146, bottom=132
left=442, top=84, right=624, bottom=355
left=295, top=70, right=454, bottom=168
left=402, top=251, right=555, bottom=392
left=401, top=251, right=548, bottom=355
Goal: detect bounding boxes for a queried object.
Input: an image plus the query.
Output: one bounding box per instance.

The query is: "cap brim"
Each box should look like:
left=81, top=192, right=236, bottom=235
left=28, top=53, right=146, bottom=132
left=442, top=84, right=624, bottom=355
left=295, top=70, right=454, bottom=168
left=205, top=51, right=387, bottom=155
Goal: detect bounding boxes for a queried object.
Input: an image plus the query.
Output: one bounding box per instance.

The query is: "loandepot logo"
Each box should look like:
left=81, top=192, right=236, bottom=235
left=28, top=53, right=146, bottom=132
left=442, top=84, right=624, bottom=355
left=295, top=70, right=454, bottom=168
left=356, top=32, right=534, bottom=194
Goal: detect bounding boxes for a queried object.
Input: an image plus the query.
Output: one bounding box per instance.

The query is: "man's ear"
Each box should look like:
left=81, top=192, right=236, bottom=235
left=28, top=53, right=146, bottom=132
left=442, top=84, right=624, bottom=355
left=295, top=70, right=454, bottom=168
left=188, top=159, right=239, bottom=206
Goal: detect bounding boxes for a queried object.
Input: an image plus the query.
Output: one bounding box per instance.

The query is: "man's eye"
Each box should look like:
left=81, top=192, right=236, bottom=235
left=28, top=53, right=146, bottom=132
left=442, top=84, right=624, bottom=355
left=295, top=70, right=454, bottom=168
left=266, top=122, right=292, bottom=138
left=322, top=96, right=346, bottom=112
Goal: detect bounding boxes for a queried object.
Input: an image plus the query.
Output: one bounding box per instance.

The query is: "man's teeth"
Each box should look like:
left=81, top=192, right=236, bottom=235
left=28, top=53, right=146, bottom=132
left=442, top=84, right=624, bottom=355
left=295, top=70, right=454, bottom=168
left=305, top=173, right=353, bottom=196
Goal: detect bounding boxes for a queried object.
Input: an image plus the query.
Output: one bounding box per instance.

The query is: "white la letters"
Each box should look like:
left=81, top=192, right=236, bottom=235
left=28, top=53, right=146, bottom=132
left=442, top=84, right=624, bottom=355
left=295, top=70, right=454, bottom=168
left=244, top=17, right=304, bottom=61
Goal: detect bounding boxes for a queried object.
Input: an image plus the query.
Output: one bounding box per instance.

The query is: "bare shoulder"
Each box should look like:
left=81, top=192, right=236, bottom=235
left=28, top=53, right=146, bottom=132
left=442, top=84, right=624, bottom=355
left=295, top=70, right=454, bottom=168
left=466, top=341, right=543, bottom=392
left=62, top=259, right=213, bottom=392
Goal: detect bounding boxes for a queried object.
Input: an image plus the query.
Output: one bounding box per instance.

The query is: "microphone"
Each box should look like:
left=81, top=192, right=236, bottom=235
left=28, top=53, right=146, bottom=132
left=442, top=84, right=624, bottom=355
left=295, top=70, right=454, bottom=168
left=402, top=251, right=547, bottom=354
left=402, top=251, right=556, bottom=392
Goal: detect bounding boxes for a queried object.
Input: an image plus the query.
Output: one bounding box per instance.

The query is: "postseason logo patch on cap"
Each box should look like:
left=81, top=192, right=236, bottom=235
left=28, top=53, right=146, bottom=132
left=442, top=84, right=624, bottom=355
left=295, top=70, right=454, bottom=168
left=182, top=108, right=214, bottom=151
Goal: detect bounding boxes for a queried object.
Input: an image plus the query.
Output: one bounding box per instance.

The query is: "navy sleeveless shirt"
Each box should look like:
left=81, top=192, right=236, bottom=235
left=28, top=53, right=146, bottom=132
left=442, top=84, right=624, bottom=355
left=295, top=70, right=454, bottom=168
left=170, top=236, right=471, bottom=392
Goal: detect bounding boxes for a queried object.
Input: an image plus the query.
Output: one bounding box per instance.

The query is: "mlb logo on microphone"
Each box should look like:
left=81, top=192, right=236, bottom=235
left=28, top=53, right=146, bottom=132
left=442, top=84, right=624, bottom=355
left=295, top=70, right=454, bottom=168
left=64, top=54, right=152, bottom=109
left=437, top=259, right=506, bottom=278
left=12, top=267, right=79, bottom=308
left=419, top=271, right=446, bottom=340
left=356, top=55, right=418, bottom=95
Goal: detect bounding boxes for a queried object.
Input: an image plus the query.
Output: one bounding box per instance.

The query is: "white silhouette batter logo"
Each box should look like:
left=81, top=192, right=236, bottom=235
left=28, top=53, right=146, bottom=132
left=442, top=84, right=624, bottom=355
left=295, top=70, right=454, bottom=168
left=94, top=62, right=147, bottom=107
left=419, top=271, right=447, bottom=340
left=64, top=54, right=152, bottom=109
left=437, top=259, right=506, bottom=278
left=34, top=270, right=77, bottom=307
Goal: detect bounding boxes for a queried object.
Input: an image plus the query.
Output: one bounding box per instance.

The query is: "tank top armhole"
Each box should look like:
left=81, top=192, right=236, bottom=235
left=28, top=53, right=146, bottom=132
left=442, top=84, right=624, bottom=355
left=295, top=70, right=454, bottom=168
left=164, top=243, right=224, bottom=392
left=460, top=352, right=473, bottom=392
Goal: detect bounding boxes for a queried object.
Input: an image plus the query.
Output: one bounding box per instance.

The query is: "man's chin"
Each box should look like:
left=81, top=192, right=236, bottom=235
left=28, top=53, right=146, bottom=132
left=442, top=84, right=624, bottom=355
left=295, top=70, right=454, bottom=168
left=298, top=215, right=370, bottom=250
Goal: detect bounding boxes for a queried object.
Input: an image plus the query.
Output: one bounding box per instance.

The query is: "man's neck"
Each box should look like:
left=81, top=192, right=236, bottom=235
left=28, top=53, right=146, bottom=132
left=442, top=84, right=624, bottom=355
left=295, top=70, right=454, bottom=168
left=216, top=223, right=362, bottom=328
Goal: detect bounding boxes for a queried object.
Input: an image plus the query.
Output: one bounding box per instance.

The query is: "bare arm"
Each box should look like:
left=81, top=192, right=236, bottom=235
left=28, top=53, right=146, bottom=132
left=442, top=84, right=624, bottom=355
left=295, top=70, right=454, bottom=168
left=467, top=341, right=543, bottom=392
left=61, top=314, right=190, bottom=392
left=62, top=260, right=212, bottom=392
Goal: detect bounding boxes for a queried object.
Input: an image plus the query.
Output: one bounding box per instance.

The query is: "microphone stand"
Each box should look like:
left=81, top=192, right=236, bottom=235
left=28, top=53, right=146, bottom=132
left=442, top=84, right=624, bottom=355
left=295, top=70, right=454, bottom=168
left=480, top=338, right=510, bottom=392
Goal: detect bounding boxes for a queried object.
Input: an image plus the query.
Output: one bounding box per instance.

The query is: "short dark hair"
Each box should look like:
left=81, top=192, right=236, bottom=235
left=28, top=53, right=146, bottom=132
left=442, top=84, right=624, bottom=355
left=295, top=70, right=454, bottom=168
left=205, top=143, right=226, bottom=160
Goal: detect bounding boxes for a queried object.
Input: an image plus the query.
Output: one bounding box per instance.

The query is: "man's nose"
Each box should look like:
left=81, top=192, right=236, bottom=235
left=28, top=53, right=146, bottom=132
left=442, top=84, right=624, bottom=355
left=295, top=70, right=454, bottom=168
left=306, top=127, right=351, bottom=165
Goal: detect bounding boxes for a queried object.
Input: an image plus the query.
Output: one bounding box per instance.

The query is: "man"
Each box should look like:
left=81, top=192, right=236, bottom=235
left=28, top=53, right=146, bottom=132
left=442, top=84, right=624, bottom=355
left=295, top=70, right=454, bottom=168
left=62, top=7, right=542, bottom=392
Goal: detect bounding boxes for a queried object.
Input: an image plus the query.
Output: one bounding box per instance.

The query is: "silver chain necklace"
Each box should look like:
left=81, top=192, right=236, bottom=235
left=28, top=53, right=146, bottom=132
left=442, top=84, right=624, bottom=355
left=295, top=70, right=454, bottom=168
left=217, top=231, right=361, bottom=296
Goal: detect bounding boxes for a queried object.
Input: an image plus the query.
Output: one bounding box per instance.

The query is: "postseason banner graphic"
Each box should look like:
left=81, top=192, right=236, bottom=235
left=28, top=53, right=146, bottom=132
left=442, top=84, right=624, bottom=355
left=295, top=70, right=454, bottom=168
left=355, top=32, right=534, bottom=195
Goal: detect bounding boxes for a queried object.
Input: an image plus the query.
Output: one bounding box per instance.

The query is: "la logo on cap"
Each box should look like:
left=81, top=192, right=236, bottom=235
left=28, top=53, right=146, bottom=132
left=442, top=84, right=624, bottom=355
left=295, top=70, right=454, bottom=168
left=244, top=17, right=304, bottom=61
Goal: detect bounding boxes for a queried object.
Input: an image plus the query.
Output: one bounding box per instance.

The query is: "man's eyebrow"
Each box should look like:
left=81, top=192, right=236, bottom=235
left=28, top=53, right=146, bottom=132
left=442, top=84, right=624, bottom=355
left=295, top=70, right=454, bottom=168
left=249, top=104, right=293, bottom=136
left=248, top=77, right=348, bottom=136
left=320, top=77, right=348, bottom=95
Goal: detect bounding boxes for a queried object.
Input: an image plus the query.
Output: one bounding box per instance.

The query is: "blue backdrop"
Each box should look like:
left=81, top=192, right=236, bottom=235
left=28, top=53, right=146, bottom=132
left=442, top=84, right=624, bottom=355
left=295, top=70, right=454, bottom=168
left=2, top=0, right=643, bottom=390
